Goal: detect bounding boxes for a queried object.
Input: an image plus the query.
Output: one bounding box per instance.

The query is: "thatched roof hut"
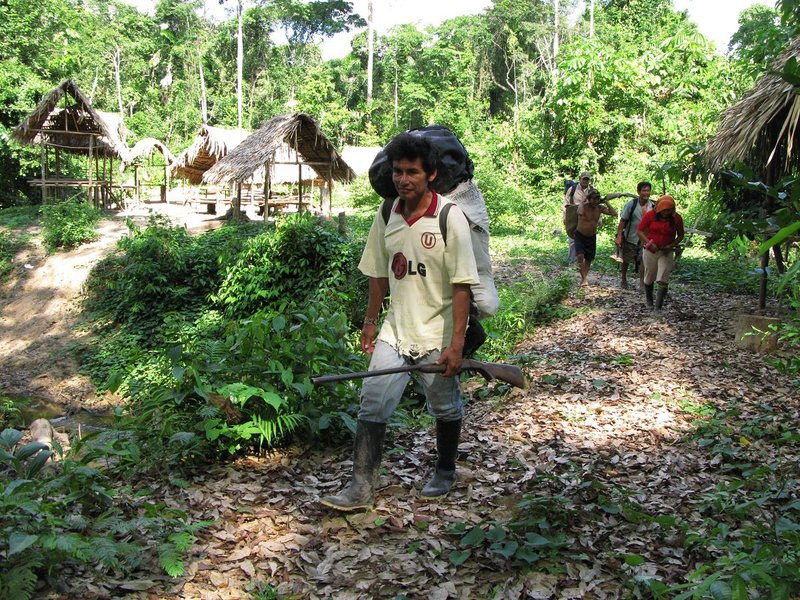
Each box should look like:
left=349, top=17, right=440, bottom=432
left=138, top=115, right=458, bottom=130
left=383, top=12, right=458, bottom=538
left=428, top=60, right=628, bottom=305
left=125, top=138, right=175, bottom=167
left=171, top=125, right=250, bottom=184
left=12, top=79, right=130, bottom=160
left=704, top=37, right=800, bottom=177
left=202, top=113, right=355, bottom=186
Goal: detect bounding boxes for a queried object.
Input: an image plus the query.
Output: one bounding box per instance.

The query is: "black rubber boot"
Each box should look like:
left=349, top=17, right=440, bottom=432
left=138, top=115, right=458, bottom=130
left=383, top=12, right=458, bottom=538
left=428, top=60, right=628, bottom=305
left=655, top=283, right=668, bottom=312
left=644, top=283, right=654, bottom=309
left=320, top=420, right=386, bottom=512
left=463, top=315, right=487, bottom=358
left=421, top=419, right=461, bottom=499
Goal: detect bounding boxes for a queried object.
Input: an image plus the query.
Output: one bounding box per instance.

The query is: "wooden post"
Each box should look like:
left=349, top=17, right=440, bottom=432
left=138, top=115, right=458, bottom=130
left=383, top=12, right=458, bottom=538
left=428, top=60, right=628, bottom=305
left=134, top=165, right=140, bottom=203
left=263, top=165, right=271, bottom=221
left=55, top=147, right=62, bottom=200
left=234, top=182, right=242, bottom=219
left=108, top=156, right=113, bottom=208
left=297, top=163, right=303, bottom=213
left=40, top=145, right=46, bottom=204
left=88, top=135, right=94, bottom=206
left=165, top=163, right=170, bottom=204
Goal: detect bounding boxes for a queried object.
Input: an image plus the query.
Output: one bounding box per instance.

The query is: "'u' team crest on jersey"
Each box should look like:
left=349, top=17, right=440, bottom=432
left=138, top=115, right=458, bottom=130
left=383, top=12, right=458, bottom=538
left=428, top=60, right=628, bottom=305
left=420, top=232, right=436, bottom=249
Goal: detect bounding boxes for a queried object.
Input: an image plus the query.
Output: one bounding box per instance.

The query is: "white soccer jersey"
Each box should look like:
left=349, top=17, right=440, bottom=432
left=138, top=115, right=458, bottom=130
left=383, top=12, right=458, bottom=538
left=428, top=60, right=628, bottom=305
left=358, top=193, right=479, bottom=356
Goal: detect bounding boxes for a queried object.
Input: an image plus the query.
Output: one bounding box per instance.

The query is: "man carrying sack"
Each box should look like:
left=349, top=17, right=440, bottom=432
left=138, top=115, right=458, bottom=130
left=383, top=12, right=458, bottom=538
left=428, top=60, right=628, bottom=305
left=320, top=133, right=480, bottom=511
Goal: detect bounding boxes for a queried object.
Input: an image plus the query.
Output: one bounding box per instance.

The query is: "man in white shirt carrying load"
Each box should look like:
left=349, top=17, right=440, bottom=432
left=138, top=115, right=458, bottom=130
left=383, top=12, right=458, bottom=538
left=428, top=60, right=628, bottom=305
left=615, top=181, right=655, bottom=289
left=320, top=133, right=480, bottom=512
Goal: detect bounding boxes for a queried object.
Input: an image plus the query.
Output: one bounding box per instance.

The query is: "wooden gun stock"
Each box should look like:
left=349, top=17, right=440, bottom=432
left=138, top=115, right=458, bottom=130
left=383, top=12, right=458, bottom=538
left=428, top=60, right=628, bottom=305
left=311, top=359, right=526, bottom=389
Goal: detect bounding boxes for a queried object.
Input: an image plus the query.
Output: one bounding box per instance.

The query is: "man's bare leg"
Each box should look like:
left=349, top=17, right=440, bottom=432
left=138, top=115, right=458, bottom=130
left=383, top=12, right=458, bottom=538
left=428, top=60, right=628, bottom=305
left=578, top=255, right=590, bottom=286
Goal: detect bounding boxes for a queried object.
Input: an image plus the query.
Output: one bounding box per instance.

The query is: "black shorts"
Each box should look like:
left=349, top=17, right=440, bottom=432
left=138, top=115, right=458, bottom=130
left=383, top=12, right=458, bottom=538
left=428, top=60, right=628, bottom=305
left=574, top=231, right=597, bottom=262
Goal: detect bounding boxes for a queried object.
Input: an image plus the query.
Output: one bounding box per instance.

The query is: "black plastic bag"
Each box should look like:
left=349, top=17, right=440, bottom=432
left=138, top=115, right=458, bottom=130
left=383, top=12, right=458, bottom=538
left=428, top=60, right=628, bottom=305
left=368, top=125, right=474, bottom=198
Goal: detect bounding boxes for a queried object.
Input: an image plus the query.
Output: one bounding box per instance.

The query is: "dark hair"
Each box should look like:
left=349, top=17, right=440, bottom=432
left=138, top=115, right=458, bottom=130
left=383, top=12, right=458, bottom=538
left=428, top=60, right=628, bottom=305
left=384, top=132, right=439, bottom=175
left=637, top=181, right=652, bottom=193
left=587, top=189, right=601, bottom=201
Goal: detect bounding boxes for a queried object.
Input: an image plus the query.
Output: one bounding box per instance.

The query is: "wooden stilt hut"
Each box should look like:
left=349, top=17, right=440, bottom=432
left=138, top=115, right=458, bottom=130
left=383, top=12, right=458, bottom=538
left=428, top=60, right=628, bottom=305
left=170, top=125, right=250, bottom=211
left=202, top=113, right=355, bottom=220
left=704, top=36, right=800, bottom=310
left=11, top=80, right=131, bottom=207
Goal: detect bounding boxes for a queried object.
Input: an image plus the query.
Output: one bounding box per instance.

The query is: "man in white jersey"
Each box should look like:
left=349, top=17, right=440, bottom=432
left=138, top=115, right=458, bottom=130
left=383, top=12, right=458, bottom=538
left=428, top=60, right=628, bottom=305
left=320, top=133, right=479, bottom=512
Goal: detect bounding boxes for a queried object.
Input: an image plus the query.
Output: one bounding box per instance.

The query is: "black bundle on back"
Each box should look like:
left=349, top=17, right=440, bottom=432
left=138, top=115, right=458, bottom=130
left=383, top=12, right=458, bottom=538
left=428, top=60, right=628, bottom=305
left=368, top=125, right=474, bottom=198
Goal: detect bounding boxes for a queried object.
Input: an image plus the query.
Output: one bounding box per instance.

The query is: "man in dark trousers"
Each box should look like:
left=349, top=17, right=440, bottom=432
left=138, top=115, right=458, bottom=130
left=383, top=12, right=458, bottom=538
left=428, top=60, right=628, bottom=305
left=320, top=133, right=479, bottom=511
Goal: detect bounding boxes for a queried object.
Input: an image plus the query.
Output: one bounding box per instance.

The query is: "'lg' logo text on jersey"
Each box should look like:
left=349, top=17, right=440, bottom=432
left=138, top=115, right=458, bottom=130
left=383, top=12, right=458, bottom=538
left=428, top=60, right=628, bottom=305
left=392, top=252, right=426, bottom=279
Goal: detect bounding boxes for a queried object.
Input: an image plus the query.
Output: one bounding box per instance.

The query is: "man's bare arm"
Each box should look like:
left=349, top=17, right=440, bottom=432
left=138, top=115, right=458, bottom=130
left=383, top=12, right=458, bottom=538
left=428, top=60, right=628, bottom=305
left=435, top=283, right=471, bottom=377
left=361, top=277, right=389, bottom=354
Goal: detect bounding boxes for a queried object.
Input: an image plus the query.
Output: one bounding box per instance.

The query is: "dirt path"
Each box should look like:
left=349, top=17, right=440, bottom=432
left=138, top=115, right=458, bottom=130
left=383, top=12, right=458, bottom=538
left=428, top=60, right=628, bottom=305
left=0, top=202, right=226, bottom=408
left=53, top=273, right=797, bottom=599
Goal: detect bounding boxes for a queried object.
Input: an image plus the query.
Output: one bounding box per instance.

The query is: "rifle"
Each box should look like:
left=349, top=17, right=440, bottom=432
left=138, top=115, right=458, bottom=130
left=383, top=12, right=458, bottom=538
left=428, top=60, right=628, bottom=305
left=312, top=359, right=526, bottom=389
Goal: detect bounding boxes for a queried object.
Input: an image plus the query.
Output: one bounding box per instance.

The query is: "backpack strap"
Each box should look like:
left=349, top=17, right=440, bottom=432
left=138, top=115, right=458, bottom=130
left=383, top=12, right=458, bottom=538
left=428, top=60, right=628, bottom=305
left=439, top=201, right=454, bottom=246
left=380, top=197, right=394, bottom=226
left=380, top=196, right=455, bottom=246
left=568, top=183, right=578, bottom=204
left=622, top=198, right=637, bottom=239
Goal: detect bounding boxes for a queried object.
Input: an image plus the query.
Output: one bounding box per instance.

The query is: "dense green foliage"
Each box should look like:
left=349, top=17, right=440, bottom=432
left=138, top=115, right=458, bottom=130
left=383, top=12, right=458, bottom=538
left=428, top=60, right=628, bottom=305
left=0, top=429, right=204, bottom=600
left=75, top=215, right=371, bottom=467
left=214, top=213, right=360, bottom=319
left=2, top=0, right=800, bottom=595
left=40, top=199, right=102, bottom=251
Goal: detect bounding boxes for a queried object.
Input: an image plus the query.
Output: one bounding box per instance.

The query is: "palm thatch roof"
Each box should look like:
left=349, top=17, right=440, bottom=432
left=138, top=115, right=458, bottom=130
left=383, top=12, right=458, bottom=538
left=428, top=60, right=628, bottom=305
left=125, top=138, right=175, bottom=167
left=11, top=79, right=130, bottom=159
left=704, top=37, right=800, bottom=175
left=202, top=113, right=355, bottom=186
left=170, top=125, right=250, bottom=184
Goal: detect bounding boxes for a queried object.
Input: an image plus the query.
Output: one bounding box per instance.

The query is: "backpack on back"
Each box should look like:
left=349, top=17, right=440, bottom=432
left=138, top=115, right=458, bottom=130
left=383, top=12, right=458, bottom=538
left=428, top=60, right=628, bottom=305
left=564, top=179, right=579, bottom=203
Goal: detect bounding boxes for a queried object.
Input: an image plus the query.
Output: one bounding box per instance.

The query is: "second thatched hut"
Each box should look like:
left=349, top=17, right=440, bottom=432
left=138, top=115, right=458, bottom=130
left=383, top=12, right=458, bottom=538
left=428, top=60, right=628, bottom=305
left=203, top=113, right=355, bottom=218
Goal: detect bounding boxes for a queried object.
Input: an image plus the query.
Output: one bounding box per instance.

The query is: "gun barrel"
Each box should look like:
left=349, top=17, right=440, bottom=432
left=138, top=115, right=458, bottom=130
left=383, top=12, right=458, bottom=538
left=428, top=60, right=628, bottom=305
left=312, top=360, right=526, bottom=389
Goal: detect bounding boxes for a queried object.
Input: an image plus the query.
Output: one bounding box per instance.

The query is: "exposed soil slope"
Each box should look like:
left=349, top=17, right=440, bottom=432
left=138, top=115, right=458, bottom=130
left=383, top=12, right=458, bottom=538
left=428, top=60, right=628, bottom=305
left=0, top=203, right=224, bottom=408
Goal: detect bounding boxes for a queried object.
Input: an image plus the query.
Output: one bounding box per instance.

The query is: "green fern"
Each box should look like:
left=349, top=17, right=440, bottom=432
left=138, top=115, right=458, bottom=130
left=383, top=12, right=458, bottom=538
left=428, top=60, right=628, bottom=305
left=250, top=412, right=307, bottom=448
left=0, top=554, right=41, bottom=600
left=158, top=541, right=185, bottom=577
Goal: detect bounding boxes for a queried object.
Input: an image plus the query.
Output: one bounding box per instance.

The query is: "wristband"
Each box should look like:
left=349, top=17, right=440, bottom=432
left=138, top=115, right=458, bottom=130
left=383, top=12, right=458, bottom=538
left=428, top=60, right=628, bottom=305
left=363, top=316, right=378, bottom=327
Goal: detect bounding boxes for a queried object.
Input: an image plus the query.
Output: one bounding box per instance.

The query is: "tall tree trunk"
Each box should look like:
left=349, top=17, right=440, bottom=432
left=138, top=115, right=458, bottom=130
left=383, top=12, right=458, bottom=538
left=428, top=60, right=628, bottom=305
left=198, top=48, right=208, bottom=124
left=367, top=0, right=374, bottom=108
left=113, top=47, right=124, bottom=117
left=553, top=0, right=559, bottom=80
left=237, top=0, right=244, bottom=128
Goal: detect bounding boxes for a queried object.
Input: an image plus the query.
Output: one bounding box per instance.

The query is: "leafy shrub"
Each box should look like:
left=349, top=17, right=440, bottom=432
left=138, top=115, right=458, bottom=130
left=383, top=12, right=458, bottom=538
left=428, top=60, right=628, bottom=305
left=83, top=216, right=265, bottom=332
left=0, top=429, right=203, bottom=599
left=214, top=214, right=358, bottom=319
left=481, top=274, right=572, bottom=361
left=40, top=198, right=101, bottom=251
left=105, top=303, right=364, bottom=471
